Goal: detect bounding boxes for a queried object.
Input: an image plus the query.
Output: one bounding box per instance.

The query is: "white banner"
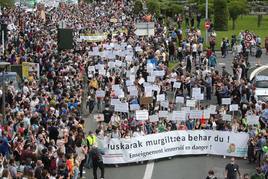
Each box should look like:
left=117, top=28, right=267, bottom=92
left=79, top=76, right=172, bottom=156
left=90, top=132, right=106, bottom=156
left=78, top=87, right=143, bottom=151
left=99, top=130, right=249, bottom=164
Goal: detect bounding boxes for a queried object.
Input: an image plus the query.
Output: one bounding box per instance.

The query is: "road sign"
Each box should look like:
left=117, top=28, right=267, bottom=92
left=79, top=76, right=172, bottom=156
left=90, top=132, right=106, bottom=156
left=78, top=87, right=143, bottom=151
left=244, top=33, right=253, bottom=42
left=205, top=21, right=210, bottom=30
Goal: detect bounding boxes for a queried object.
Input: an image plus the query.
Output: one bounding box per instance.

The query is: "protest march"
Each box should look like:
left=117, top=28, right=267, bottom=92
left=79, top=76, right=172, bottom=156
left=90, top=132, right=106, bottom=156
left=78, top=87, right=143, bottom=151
left=0, top=0, right=267, bottom=178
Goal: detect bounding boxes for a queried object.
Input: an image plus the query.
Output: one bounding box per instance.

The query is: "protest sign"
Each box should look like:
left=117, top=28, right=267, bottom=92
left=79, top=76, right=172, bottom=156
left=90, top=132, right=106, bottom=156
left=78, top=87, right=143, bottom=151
left=247, top=115, right=259, bottom=125
left=181, top=107, right=190, bottom=113
left=87, top=66, right=95, bottom=72
left=130, top=75, right=136, bottom=82
left=130, top=104, right=140, bottom=111
left=209, top=105, right=217, bottom=114
left=160, top=101, right=169, bottom=108
left=157, top=94, right=165, bottom=102
left=138, top=78, right=145, bottom=85
left=111, top=98, right=120, bottom=106
left=203, top=109, right=211, bottom=119
left=173, top=82, right=181, bottom=89
left=189, top=110, right=203, bottom=119
left=126, top=80, right=134, bottom=86
left=175, top=96, right=184, bottom=103
left=100, top=130, right=249, bottom=164
left=172, top=111, right=186, bottom=121
left=192, top=88, right=201, bottom=96
left=147, top=76, right=155, bottom=83
left=129, top=88, right=138, bottom=97
left=186, top=100, right=196, bottom=107
left=114, top=102, right=129, bottom=113
left=153, top=70, right=165, bottom=77
left=96, top=90, right=106, bottom=98
left=222, top=98, right=231, bottom=105
left=230, top=104, right=239, bottom=111
left=140, top=97, right=153, bottom=105
left=193, top=93, right=204, bottom=100
left=115, top=60, right=122, bottom=67
left=222, top=114, right=232, bottom=122
left=158, top=111, right=168, bottom=118
left=149, top=115, right=159, bottom=122
left=94, top=114, right=104, bottom=122
left=136, top=110, right=149, bottom=120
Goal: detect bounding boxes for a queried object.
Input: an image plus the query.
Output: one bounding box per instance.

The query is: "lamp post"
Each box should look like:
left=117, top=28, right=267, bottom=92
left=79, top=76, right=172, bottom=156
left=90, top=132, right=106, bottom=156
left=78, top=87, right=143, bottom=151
left=205, top=0, right=208, bottom=44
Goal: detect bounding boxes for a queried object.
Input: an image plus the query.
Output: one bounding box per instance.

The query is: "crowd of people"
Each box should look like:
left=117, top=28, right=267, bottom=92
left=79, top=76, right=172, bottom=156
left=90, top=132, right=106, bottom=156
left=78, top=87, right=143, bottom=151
left=0, top=0, right=267, bottom=178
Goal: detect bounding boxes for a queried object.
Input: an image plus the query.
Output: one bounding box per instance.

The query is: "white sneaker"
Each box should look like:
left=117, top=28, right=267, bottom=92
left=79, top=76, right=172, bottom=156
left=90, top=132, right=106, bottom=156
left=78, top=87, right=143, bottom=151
left=83, top=171, right=86, bottom=174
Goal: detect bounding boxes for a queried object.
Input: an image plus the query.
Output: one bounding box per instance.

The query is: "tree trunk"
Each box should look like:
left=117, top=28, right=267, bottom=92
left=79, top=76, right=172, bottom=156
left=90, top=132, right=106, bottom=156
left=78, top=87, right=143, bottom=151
left=232, top=19, right=235, bottom=30
left=257, top=15, right=263, bottom=27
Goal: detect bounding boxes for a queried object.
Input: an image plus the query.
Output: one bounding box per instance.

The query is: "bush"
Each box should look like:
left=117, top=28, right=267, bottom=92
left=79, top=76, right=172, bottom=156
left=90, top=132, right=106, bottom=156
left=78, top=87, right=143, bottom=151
left=214, top=0, right=229, bottom=31
left=147, top=0, right=161, bottom=17
left=0, top=0, right=14, bottom=7
left=133, top=0, right=143, bottom=15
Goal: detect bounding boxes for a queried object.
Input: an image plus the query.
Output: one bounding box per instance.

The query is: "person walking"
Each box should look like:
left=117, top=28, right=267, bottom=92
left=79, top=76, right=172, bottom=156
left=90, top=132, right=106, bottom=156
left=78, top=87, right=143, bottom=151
left=224, top=157, right=241, bottom=179
left=221, top=38, right=227, bottom=58
left=89, top=145, right=105, bottom=179
left=255, top=44, right=263, bottom=66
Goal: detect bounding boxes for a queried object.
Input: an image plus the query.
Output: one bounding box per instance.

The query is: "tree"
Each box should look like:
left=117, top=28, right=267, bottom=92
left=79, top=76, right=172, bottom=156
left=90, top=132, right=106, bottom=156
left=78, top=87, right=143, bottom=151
left=228, top=0, right=248, bottom=30
left=133, top=0, right=143, bottom=15
left=214, top=0, right=228, bottom=31
left=146, top=0, right=160, bottom=17
left=0, top=0, right=14, bottom=7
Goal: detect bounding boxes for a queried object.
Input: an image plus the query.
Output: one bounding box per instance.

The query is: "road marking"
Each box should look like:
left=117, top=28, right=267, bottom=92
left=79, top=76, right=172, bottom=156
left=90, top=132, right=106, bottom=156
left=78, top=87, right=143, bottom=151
left=143, top=161, right=154, bottom=179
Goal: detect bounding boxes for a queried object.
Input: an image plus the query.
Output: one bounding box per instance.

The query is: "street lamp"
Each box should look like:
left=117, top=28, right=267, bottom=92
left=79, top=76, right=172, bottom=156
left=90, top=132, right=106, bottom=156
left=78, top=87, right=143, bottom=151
left=205, top=0, right=208, bottom=44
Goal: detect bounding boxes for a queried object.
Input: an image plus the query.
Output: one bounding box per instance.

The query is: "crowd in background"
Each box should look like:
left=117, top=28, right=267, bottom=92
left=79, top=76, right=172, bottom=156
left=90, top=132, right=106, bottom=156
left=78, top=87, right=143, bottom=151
left=0, top=0, right=267, bottom=178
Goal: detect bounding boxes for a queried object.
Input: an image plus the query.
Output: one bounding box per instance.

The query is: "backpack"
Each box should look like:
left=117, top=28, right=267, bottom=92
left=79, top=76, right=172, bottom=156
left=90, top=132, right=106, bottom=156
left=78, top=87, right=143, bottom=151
left=50, top=157, right=57, bottom=171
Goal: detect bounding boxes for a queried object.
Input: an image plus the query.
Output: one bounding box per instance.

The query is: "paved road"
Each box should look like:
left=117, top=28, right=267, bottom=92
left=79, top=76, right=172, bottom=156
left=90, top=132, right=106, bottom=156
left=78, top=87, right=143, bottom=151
left=83, top=53, right=268, bottom=179
left=84, top=156, right=255, bottom=179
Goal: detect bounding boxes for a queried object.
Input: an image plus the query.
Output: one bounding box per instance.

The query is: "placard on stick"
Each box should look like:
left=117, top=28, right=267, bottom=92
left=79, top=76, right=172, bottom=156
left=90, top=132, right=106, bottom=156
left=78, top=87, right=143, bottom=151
left=222, top=98, right=231, bottom=105
left=140, top=97, right=153, bottom=105
left=136, top=110, right=149, bottom=120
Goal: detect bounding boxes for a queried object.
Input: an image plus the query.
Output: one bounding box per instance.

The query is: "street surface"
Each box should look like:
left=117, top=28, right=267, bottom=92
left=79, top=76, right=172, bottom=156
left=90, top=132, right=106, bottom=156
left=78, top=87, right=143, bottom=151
left=84, top=53, right=268, bottom=179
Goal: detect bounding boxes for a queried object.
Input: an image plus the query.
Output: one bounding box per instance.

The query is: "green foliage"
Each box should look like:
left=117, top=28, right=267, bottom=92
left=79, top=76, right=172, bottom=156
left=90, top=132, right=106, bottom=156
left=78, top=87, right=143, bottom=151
left=146, top=0, right=161, bottom=16
left=0, top=0, right=14, bottom=7
left=150, top=0, right=182, bottom=17
left=228, top=0, right=248, bottom=29
left=198, top=2, right=213, bottom=18
left=214, top=0, right=229, bottom=31
left=133, top=0, right=143, bottom=15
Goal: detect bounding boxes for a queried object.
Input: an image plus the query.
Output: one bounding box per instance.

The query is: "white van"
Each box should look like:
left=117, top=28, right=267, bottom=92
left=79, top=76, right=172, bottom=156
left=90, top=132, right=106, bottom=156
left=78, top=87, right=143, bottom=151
left=254, top=75, right=268, bottom=102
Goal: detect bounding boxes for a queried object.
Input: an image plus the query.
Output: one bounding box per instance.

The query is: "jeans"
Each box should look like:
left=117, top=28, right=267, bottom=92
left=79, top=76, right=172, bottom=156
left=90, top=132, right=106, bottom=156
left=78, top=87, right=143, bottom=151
left=80, top=157, right=86, bottom=177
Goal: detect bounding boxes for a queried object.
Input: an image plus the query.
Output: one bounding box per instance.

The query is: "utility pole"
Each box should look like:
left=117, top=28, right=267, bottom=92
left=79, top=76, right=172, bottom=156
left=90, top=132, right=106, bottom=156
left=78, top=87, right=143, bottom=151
left=205, top=0, right=208, bottom=44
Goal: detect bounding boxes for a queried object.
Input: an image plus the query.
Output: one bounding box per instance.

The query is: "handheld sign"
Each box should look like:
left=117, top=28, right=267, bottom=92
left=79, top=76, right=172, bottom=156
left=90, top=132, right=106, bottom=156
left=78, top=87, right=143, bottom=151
left=136, top=110, right=149, bottom=120
left=229, top=104, right=239, bottom=111
left=222, top=98, right=231, bottom=105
